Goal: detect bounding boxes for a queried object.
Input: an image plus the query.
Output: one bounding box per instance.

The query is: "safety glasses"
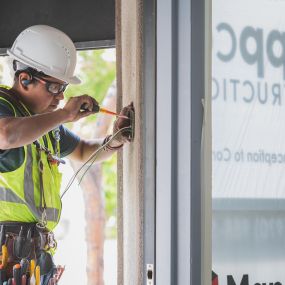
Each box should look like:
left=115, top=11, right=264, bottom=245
left=34, top=76, right=68, bottom=95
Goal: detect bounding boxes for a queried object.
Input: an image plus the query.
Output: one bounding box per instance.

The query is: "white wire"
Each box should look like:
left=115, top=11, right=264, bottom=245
left=61, top=126, right=131, bottom=199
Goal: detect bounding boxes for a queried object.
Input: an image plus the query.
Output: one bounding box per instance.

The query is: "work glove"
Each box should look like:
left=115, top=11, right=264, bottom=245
left=108, top=102, right=134, bottom=148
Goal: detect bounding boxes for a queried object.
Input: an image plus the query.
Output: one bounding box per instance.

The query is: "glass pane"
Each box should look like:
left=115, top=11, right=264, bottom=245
left=212, top=1, right=285, bottom=284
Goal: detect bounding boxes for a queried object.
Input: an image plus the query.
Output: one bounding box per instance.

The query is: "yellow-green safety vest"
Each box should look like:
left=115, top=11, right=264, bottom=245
left=0, top=87, right=62, bottom=231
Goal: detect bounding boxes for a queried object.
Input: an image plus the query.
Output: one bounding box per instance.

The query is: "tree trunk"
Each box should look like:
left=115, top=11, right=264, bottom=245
left=70, top=81, right=117, bottom=285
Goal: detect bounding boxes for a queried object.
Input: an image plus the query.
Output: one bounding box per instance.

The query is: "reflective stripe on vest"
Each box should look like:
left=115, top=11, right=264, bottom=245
left=0, top=187, right=24, bottom=203
left=23, top=145, right=59, bottom=222
left=0, top=145, right=59, bottom=222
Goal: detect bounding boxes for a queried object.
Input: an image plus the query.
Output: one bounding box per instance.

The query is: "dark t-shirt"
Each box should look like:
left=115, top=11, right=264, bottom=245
left=0, top=99, right=80, bottom=172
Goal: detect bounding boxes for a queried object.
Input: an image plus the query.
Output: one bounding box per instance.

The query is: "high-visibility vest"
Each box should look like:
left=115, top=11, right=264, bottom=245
left=0, top=87, right=62, bottom=231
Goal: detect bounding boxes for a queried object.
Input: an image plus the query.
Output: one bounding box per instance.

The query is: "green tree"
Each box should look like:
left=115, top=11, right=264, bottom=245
left=65, top=49, right=117, bottom=284
left=65, top=49, right=116, bottom=108
left=65, top=49, right=117, bottom=226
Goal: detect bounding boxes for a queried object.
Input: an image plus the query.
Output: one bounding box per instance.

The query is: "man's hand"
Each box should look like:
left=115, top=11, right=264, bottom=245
left=62, top=95, right=99, bottom=122
left=110, top=102, right=134, bottom=147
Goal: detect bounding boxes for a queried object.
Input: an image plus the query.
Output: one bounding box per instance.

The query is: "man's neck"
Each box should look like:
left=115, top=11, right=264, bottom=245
left=10, top=86, right=34, bottom=114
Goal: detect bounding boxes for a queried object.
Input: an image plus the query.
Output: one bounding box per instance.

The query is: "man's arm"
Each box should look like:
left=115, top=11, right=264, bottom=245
left=0, top=110, right=69, bottom=149
left=68, top=138, right=119, bottom=163
left=0, top=95, right=95, bottom=150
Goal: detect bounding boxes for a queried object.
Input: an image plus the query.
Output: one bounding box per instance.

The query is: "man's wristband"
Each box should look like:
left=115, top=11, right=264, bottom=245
left=103, top=134, right=123, bottom=151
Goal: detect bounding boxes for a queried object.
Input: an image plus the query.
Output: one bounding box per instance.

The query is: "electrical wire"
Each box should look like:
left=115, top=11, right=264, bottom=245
left=61, top=126, right=132, bottom=199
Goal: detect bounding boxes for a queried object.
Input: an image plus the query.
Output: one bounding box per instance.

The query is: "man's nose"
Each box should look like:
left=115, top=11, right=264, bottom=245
left=56, top=92, right=64, bottom=100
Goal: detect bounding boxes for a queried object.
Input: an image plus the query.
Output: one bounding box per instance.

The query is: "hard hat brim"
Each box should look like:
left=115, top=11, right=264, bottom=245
left=65, top=76, right=81, bottom=85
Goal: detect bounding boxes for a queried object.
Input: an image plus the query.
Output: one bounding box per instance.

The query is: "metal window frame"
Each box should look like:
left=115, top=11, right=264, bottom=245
left=0, top=40, right=115, bottom=56
left=142, top=0, right=157, bottom=284
left=75, top=40, right=115, bottom=50
left=156, top=0, right=212, bottom=284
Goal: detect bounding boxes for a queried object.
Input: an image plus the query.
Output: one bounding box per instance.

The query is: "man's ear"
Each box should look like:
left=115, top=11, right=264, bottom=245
left=18, top=72, right=32, bottom=89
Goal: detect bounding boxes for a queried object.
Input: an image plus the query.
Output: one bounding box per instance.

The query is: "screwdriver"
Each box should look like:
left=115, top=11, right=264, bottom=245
left=80, top=104, right=129, bottom=119
left=21, top=275, right=26, bottom=285
left=0, top=264, right=7, bottom=284
left=100, top=107, right=129, bottom=119
left=20, top=258, right=29, bottom=276
left=0, top=225, right=4, bottom=247
left=12, top=264, right=21, bottom=285
left=55, top=265, right=65, bottom=283
left=35, top=266, right=40, bottom=285
left=29, top=260, right=36, bottom=285
left=1, top=245, right=8, bottom=268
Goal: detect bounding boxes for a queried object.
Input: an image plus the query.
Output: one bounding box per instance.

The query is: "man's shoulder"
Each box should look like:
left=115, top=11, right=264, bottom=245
left=0, top=148, right=24, bottom=173
left=0, top=86, right=16, bottom=117
left=0, top=99, right=15, bottom=117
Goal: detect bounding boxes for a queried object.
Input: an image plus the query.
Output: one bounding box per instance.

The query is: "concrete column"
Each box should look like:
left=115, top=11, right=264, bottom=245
left=116, top=0, right=143, bottom=284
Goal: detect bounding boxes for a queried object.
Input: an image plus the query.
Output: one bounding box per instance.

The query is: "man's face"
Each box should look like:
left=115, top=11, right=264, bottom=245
left=26, top=75, right=67, bottom=114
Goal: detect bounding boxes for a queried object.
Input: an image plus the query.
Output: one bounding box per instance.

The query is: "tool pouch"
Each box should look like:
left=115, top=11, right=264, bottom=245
left=13, top=227, right=33, bottom=259
left=36, top=250, right=55, bottom=276
left=0, top=225, right=5, bottom=247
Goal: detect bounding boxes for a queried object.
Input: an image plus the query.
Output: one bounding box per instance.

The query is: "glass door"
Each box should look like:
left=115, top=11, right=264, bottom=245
left=212, top=0, right=285, bottom=284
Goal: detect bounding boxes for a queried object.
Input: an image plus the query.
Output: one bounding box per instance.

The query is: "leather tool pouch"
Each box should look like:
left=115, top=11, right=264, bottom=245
left=36, top=250, right=55, bottom=276
left=13, top=227, right=33, bottom=259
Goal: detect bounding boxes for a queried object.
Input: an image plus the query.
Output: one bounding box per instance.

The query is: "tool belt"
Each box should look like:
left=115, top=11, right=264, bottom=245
left=0, top=222, right=61, bottom=284
left=0, top=222, right=57, bottom=259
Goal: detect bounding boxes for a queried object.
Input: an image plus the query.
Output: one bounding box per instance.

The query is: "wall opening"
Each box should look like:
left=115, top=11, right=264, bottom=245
left=0, top=48, right=118, bottom=285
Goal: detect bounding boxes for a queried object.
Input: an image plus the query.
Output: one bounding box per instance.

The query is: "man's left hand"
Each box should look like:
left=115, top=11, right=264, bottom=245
left=111, top=102, right=134, bottom=146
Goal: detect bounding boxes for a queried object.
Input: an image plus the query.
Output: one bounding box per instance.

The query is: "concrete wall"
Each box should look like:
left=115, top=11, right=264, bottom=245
left=116, top=0, right=143, bottom=284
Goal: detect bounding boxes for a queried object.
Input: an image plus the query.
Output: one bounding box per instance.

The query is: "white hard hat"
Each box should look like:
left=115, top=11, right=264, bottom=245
left=7, top=25, right=81, bottom=84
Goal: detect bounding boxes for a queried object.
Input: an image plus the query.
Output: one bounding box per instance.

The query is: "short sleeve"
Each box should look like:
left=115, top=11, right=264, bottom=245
left=0, top=98, right=15, bottom=118
left=0, top=98, right=20, bottom=168
left=58, top=125, right=80, bottom=157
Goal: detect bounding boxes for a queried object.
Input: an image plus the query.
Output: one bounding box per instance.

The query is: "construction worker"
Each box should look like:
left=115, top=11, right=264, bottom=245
left=0, top=25, right=133, bottom=284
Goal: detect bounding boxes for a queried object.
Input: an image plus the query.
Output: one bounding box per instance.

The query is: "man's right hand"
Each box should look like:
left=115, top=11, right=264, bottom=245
left=62, top=95, right=99, bottom=122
